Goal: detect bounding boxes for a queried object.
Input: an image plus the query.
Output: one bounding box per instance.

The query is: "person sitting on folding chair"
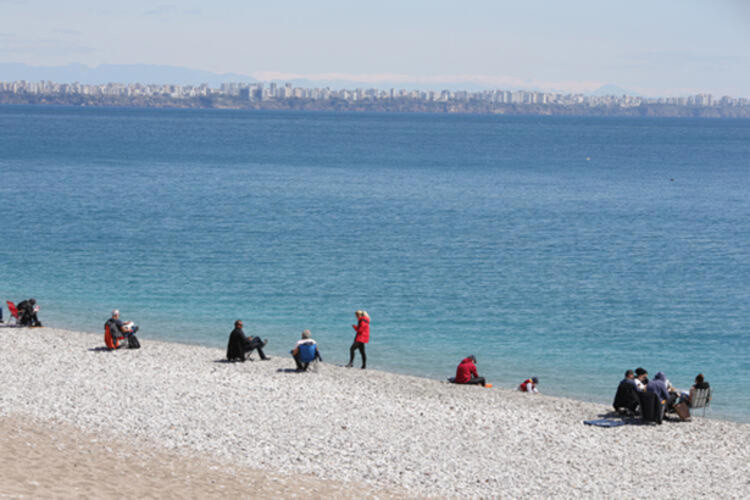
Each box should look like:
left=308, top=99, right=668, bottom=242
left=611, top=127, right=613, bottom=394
left=16, top=298, right=42, bottom=327
left=290, top=329, right=322, bottom=371
left=104, top=309, right=140, bottom=349
left=226, top=320, right=269, bottom=361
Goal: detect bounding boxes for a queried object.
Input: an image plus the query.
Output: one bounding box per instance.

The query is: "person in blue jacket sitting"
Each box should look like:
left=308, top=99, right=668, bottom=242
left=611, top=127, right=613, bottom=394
left=291, top=329, right=322, bottom=371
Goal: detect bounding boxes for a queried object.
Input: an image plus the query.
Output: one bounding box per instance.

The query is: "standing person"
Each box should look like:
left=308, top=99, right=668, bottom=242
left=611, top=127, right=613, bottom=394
left=16, top=298, right=42, bottom=327
left=226, top=320, right=269, bottom=362
left=453, top=355, right=486, bottom=386
left=345, top=310, right=369, bottom=369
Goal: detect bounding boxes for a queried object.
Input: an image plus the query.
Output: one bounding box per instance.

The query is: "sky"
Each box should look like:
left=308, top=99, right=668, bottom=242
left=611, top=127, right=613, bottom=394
left=1, top=0, right=749, bottom=96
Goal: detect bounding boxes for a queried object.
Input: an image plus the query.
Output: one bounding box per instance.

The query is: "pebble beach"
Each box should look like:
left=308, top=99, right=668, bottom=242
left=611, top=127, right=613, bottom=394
left=1, top=327, right=748, bottom=498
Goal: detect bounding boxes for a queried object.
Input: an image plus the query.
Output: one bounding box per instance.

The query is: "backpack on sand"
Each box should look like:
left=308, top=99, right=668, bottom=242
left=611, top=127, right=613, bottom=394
left=128, top=334, right=141, bottom=349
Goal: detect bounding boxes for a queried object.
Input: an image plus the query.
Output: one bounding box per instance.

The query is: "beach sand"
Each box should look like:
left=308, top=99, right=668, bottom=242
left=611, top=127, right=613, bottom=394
left=1, top=327, right=748, bottom=498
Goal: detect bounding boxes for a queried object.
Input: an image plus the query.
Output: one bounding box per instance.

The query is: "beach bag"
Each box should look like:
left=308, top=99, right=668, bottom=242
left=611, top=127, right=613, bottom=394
left=674, top=401, right=691, bottom=421
left=128, top=334, right=141, bottom=349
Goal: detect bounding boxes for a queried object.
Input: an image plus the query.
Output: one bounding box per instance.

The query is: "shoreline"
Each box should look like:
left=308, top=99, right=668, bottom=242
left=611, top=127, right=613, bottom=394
left=21, top=320, right=747, bottom=425
left=2, top=327, right=749, bottom=497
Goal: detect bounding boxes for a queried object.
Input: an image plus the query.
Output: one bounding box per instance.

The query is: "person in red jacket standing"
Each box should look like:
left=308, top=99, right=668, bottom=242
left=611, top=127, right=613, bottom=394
left=454, top=355, right=486, bottom=386
left=345, top=310, right=369, bottom=369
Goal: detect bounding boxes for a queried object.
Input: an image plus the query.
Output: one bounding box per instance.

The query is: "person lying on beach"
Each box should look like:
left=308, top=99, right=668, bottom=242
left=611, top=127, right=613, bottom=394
left=226, top=320, right=269, bottom=362
left=634, top=367, right=649, bottom=391
left=17, top=298, right=42, bottom=327
left=518, top=377, right=539, bottom=393
left=345, top=310, right=369, bottom=369
left=453, top=355, right=486, bottom=386
left=613, top=369, right=639, bottom=414
left=290, top=329, right=322, bottom=371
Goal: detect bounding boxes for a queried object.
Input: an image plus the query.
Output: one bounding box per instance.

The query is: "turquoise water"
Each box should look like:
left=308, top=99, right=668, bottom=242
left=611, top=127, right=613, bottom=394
left=1, top=106, right=748, bottom=421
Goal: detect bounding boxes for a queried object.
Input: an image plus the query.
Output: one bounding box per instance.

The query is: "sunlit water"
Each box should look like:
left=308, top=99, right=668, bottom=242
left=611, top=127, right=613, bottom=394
left=2, top=106, right=748, bottom=421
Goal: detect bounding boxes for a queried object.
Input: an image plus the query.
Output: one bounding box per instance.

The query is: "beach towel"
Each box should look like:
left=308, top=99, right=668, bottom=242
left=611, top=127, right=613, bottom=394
left=583, top=419, right=625, bottom=428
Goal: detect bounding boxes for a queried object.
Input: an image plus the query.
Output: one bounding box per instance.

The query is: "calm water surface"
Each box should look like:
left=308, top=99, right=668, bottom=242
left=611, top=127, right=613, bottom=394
left=1, top=106, right=748, bottom=421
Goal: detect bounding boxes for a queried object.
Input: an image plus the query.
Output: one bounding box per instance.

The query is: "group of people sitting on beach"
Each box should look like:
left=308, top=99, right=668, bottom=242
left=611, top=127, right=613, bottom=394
left=6, top=302, right=709, bottom=415
left=613, top=367, right=710, bottom=422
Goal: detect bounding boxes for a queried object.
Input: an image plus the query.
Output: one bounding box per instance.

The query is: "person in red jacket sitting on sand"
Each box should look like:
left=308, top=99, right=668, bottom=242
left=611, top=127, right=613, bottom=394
left=453, top=355, right=486, bottom=386
left=346, top=310, right=369, bottom=369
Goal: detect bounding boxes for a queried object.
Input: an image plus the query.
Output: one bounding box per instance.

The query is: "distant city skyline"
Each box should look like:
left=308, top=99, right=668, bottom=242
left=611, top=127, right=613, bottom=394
left=1, top=0, right=749, bottom=98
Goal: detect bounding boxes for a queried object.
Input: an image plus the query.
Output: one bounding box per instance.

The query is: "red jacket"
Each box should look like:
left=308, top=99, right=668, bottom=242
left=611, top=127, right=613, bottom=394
left=455, top=357, right=478, bottom=383
left=353, top=316, right=370, bottom=343
left=519, top=379, right=537, bottom=392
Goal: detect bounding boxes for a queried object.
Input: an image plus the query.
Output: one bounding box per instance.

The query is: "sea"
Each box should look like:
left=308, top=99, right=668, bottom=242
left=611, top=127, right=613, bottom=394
left=1, top=105, right=748, bottom=422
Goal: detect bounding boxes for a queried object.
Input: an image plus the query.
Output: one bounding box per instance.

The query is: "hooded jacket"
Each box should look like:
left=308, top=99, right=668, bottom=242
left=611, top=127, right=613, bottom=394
left=455, top=357, right=478, bottom=384
left=353, top=315, right=370, bottom=343
left=646, top=371, right=670, bottom=403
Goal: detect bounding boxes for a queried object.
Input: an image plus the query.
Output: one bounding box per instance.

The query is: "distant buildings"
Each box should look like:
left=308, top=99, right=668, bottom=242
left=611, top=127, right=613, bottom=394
left=1, top=79, right=748, bottom=113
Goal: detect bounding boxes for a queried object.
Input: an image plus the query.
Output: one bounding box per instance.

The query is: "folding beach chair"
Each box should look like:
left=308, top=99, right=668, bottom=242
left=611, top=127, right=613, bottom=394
left=690, top=387, right=712, bottom=417
left=104, top=320, right=126, bottom=350
left=5, top=301, right=21, bottom=327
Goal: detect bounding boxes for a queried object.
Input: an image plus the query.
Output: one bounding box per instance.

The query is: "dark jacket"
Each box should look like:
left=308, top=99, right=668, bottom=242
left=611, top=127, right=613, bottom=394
left=227, top=327, right=250, bottom=361
left=646, top=372, right=670, bottom=403
left=637, top=390, right=664, bottom=424
left=613, top=378, right=639, bottom=412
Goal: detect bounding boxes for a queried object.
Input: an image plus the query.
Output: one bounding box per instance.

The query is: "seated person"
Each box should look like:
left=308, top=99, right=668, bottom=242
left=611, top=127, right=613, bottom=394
left=290, top=329, right=322, bottom=371
left=613, top=369, right=639, bottom=414
left=453, top=355, right=486, bottom=386
left=646, top=371, right=671, bottom=406
left=634, top=367, right=648, bottom=391
left=104, top=309, right=139, bottom=349
left=17, top=298, right=42, bottom=327
left=687, top=373, right=711, bottom=406
left=226, top=320, right=269, bottom=362
left=518, top=377, right=540, bottom=393
left=108, top=309, right=139, bottom=335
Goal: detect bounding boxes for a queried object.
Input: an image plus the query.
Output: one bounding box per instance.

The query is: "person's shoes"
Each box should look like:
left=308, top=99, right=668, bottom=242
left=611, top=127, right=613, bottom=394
left=345, top=363, right=353, bottom=368
left=361, top=366, right=366, bottom=370
left=260, top=356, right=271, bottom=361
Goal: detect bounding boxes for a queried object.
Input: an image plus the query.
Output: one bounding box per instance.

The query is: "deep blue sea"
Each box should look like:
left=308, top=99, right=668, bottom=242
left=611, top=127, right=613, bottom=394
left=1, top=106, right=748, bottom=421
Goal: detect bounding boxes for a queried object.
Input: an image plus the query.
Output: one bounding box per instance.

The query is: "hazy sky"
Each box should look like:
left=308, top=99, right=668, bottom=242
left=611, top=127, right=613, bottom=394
left=2, top=0, right=749, bottom=96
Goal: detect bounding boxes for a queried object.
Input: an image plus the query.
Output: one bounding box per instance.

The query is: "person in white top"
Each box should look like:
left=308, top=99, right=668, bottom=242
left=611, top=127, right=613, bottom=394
left=634, top=367, right=648, bottom=391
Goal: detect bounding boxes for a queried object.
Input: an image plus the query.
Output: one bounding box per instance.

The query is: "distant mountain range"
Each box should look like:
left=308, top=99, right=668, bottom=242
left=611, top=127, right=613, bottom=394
left=0, top=62, right=638, bottom=96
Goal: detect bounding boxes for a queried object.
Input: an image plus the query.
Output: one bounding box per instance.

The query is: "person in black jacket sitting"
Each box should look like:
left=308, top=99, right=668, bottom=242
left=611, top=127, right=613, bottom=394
left=226, top=320, right=269, bottom=361
left=17, top=298, right=42, bottom=327
left=613, top=369, right=640, bottom=415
